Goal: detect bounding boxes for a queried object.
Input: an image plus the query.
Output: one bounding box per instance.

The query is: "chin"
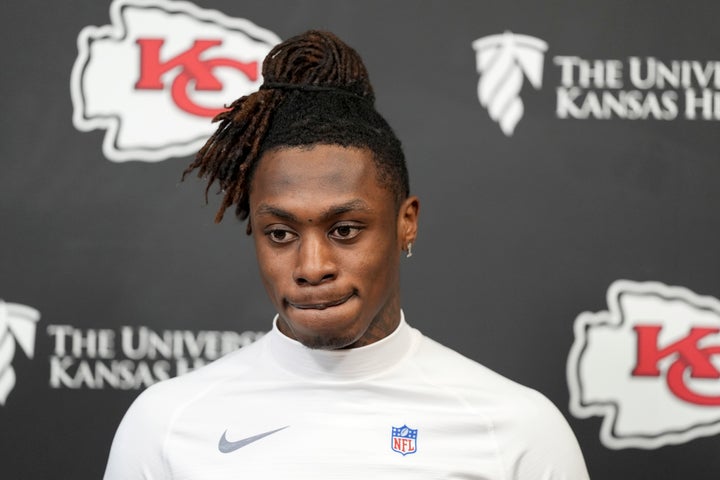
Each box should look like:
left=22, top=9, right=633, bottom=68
left=282, top=312, right=367, bottom=350
left=292, top=320, right=365, bottom=350
left=281, top=298, right=368, bottom=349
left=297, top=333, right=359, bottom=350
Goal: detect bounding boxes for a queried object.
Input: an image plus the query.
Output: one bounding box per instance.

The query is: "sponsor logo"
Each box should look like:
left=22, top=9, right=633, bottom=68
left=391, top=424, right=417, bottom=455
left=0, top=300, right=265, bottom=401
left=473, top=32, right=720, bottom=135
left=472, top=32, right=547, bottom=136
left=71, top=0, right=280, bottom=162
left=568, top=280, right=720, bottom=449
left=218, top=426, right=289, bottom=453
left=0, top=300, right=41, bottom=406
left=47, top=324, right=264, bottom=389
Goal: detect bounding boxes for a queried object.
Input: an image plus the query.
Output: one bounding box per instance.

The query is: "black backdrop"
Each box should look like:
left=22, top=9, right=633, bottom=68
left=2, top=1, right=720, bottom=478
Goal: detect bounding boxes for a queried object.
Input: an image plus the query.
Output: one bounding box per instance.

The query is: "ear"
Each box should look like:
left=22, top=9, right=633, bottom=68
left=397, top=195, right=420, bottom=251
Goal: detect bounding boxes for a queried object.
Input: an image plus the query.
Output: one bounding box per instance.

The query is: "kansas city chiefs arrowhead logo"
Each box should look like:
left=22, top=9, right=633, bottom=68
left=568, top=280, right=720, bottom=449
left=70, top=0, right=280, bottom=162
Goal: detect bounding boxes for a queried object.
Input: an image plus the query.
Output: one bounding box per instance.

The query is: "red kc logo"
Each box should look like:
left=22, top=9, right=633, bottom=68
left=134, top=38, right=258, bottom=117
left=633, top=324, right=720, bottom=406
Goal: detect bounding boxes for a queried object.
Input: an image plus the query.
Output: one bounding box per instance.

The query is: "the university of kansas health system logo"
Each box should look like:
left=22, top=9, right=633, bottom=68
left=70, top=0, right=280, bottom=162
left=568, top=280, right=720, bottom=449
left=391, top=425, right=417, bottom=456
left=472, top=32, right=547, bottom=136
left=0, top=300, right=41, bottom=406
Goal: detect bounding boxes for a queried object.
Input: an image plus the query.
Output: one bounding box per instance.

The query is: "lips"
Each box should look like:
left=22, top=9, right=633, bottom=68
left=287, top=292, right=355, bottom=310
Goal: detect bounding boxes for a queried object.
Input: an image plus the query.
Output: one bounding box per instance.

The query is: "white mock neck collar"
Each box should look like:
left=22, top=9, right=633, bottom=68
left=265, top=311, right=418, bottom=381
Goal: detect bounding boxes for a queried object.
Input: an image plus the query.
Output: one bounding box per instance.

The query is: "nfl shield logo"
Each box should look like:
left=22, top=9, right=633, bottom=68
left=391, top=425, right=418, bottom=456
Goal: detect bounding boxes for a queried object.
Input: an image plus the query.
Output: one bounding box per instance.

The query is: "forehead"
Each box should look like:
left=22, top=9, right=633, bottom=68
left=249, top=145, right=393, bottom=210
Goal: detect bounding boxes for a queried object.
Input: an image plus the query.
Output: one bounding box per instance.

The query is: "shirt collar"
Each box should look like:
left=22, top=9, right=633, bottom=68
left=265, top=310, right=417, bottom=381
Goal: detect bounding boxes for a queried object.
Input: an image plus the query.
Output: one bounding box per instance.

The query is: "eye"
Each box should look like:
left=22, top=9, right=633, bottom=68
left=329, top=223, right=363, bottom=240
left=266, top=228, right=297, bottom=244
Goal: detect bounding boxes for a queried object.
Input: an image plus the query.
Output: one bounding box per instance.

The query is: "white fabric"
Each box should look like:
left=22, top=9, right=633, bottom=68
left=104, top=314, right=590, bottom=479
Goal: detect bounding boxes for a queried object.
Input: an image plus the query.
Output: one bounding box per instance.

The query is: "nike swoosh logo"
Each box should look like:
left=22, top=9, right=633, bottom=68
left=218, top=426, right=290, bottom=453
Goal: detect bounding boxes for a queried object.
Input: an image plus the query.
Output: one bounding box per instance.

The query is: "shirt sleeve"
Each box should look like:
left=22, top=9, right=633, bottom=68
left=103, top=386, right=173, bottom=480
left=501, top=390, right=590, bottom=480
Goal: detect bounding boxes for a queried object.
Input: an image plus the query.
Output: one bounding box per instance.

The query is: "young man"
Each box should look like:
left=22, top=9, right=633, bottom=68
left=104, top=30, right=590, bottom=479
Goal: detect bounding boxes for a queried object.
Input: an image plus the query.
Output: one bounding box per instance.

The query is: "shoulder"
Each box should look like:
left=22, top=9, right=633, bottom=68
left=411, top=333, right=590, bottom=479
left=412, top=334, right=539, bottom=402
left=122, top=333, right=264, bottom=413
left=129, top=333, right=266, bottom=409
left=103, top=337, right=267, bottom=479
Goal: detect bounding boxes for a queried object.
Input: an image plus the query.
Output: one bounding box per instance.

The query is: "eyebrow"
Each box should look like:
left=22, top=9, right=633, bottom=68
left=255, top=199, right=372, bottom=222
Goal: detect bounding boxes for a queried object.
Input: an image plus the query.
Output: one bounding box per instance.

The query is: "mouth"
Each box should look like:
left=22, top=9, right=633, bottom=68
left=287, top=292, right=355, bottom=310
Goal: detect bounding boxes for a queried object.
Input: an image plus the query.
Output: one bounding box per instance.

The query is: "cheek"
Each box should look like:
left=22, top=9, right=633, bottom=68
left=254, top=244, right=286, bottom=294
left=356, top=237, right=399, bottom=282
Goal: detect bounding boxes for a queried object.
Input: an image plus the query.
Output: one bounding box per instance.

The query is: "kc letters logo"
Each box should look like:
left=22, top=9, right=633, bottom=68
left=0, top=300, right=40, bottom=406
left=568, top=280, right=720, bottom=449
left=71, top=0, right=280, bottom=162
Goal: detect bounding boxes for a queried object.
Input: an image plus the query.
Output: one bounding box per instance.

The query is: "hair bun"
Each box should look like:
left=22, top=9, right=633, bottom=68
left=184, top=30, right=394, bottom=224
left=261, top=30, right=374, bottom=102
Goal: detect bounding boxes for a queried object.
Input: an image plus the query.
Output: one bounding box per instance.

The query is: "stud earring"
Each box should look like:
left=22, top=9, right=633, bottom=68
left=406, top=242, right=413, bottom=258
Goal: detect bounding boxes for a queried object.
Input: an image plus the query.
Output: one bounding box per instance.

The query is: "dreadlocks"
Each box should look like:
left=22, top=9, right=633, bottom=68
left=182, top=30, right=409, bottom=224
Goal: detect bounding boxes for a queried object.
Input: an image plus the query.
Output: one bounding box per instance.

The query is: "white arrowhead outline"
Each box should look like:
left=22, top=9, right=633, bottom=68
left=567, top=279, right=720, bottom=449
left=69, top=0, right=281, bottom=162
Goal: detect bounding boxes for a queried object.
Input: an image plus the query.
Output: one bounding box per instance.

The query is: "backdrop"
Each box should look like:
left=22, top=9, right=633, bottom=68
left=2, top=1, right=720, bottom=478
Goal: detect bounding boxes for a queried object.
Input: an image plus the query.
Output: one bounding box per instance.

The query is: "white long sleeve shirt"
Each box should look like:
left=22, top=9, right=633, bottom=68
left=104, top=314, right=589, bottom=479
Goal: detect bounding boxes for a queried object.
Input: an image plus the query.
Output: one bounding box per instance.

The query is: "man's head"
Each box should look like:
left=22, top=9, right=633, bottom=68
left=184, top=30, right=418, bottom=349
left=250, top=144, right=417, bottom=349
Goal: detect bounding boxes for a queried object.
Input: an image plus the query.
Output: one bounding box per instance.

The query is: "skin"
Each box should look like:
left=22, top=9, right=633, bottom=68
left=249, top=144, right=419, bottom=350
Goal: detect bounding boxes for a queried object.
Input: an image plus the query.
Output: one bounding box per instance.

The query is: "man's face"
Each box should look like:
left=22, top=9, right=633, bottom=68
left=249, top=144, right=418, bottom=350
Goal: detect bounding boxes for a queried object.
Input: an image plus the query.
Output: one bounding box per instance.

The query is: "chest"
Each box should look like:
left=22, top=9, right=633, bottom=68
left=164, top=384, right=507, bottom=479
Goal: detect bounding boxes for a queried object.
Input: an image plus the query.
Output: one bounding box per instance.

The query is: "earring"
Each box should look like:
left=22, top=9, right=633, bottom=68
left=406, top=242, right=413, bottom=258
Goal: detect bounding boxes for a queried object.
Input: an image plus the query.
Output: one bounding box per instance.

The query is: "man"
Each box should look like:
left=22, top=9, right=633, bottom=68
left=104, top=30, right=589, bottom=479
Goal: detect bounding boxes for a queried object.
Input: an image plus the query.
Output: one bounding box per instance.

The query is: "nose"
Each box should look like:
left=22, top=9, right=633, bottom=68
left=293, top=234, right=337, bottom=286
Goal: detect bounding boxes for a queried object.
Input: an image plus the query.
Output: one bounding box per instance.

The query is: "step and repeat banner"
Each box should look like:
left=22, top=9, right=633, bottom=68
left=2, top=0, right=719, bottom=478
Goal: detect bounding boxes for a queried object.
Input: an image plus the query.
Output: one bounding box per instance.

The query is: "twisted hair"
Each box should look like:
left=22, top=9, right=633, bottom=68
left=183, top=30, right=408, bottom=224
